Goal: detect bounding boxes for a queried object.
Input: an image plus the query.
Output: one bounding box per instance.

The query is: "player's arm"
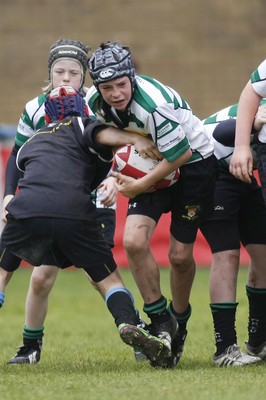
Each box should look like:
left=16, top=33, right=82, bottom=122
left=2, top=104, right=36, bottom=222
left=95, top=126, right=162, bottom=160
left=229, top=81, right=262, bottom=183
left=97, top=176, right=118, bottom=207
left=2, top=145, right=20, bottom=223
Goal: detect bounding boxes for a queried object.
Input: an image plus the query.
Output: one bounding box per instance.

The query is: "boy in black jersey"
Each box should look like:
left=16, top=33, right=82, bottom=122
left=0, top=86, right=171, bottom=367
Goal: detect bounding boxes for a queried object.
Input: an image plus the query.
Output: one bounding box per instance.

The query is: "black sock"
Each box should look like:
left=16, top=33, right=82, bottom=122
left=210, top=302, right=238, bottom=356
left=23, top=325, right=44, bottom=348
left=106, top=288, right=137, bottom=327
left=246, top=285, right=266, bottom=347
left=168, top=301, right=191, bottom=331
left=143, top=295, right=170, bottom=325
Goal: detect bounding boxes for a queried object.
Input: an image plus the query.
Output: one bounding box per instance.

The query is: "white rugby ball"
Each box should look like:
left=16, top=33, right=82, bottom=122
left=113, top=144, right=179, bottom=189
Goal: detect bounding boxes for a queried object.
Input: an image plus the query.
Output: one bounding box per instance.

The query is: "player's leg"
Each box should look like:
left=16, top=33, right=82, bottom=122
left=203, top=173, right=265, bottom=366
left=0, top=246, right=21, bottom=308
left=167, top=237, right=193, bottom=366
left=123, top=214, right=160, bottom=303
left=7, top=265, right=59, bottom=365
left=201, top=219, right=261, bottom=367
left=25, top=265, right=59, bottom=327
left=0, top=218, right=61, bottom=365
left=169, top=239, right=195, bottom=314
left=0, top=220, right=58, bottom=364
left=87, top=267, right=170, bottom=367
left=86, top=207, right=148, bottom=360
left=168, top=155, right=219, bottom=367
left=0, top=268, right=13, bottom=307
left=199, top=168, right=242, bottom=367
left=240, top=187, right=266, bottom=360
left=123, top=211, right=177, bottom=367
left=57, top=218, right=172, bottom=368
left=209, top=246, right=241, bottom=364
left=245, top=244, right=266, bottom=360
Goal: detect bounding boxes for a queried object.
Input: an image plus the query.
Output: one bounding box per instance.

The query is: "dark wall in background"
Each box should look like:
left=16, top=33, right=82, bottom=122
left=1, top=0, right=266, bottom=124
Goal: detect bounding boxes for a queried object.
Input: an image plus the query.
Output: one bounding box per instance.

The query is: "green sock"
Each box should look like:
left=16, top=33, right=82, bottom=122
left=143, top=296, right=170, bottom=325
left=168, top=301, right=191, bottom=331
left=23, top=325, right=44, bottom=347
left=143, top=295, right=167, bottom=316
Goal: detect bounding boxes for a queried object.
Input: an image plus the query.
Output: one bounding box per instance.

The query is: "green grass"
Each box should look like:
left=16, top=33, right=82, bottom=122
left=0, top=266, right=264, bottom=400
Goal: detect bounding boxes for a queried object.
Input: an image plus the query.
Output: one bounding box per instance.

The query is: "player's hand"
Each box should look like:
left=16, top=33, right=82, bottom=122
left=97, top=176, right=118, bottom=207
left=132, top=136, right=162, bottom=160
left=1, top=194, right=14, bottom=223
left=254, top=104, right=266, bottom=131
left=113, top=172, right=155, bottom=198
left=229, top=145, right=253, bottom=183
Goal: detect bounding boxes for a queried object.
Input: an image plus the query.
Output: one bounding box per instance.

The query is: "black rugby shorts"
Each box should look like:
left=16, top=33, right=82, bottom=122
left=200, top=168, right=266, bottom=252
left=0, top=217, right=117, bottom=282
left=127, top=155, right=219, bottom=244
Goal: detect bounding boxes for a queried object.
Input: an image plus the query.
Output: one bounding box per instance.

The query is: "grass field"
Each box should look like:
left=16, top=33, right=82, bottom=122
left=0, top=266, right=264, bottom=400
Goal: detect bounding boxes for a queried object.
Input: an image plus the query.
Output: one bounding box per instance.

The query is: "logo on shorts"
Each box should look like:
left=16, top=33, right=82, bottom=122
left=214, top=205, right=224, bottom=211
left=182, top=205, right=200, bottom=220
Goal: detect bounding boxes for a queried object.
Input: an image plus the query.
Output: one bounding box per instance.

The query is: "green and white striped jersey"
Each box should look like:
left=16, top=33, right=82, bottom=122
left=251, top=59, right=266, bottom=98
left=250, top=59, right=266, bottom=143
left=16, top=94, right=47, bottom=147
left=203, top=104, right=239, bottom=167
left=203, top=99, right=266, bottom=167
left=203, top=100, right=266, bottom=127
left=86, top=75, right=214, bottom=164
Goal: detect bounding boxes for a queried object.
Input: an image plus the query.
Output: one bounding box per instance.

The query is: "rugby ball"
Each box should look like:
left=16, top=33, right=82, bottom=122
left=113, top=144, right=179, bottom=189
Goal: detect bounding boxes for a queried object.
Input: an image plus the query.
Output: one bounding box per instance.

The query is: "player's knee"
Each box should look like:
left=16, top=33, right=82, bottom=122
left=169, top=249, right=193, bottom=272
left=0, top=268, right=13, bottom=287
left=123, top=234, right=149, bottom=254
left=30, top=270, right=56, bottom=294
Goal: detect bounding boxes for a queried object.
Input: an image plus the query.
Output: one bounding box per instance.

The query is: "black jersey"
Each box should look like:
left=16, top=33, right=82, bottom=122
left=6, top=116, right=112, bottom=221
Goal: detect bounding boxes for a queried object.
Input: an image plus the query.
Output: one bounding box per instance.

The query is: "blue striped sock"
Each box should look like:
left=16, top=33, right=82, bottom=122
left=0, top=292, right=5, bottom=308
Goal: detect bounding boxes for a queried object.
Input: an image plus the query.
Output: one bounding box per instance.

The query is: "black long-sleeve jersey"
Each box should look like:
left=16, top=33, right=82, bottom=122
left=6, top=116, right=113, bottom=221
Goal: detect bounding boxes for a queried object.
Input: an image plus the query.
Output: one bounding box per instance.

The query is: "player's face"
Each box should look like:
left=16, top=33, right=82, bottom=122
left=51, top=60, right=83, bottom=90
left=98, top=76, right=132, bottom=111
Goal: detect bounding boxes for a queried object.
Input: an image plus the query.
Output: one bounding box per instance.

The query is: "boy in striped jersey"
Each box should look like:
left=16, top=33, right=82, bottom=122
left=87, top=41, right=219, bottom=367
left=200, top=103, right=266, bottom=366
left=227, top=58, right=266, bottom=364
left=1, top=38, right=92, bottom=315
left=230, top=59, right=266, bottom=198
